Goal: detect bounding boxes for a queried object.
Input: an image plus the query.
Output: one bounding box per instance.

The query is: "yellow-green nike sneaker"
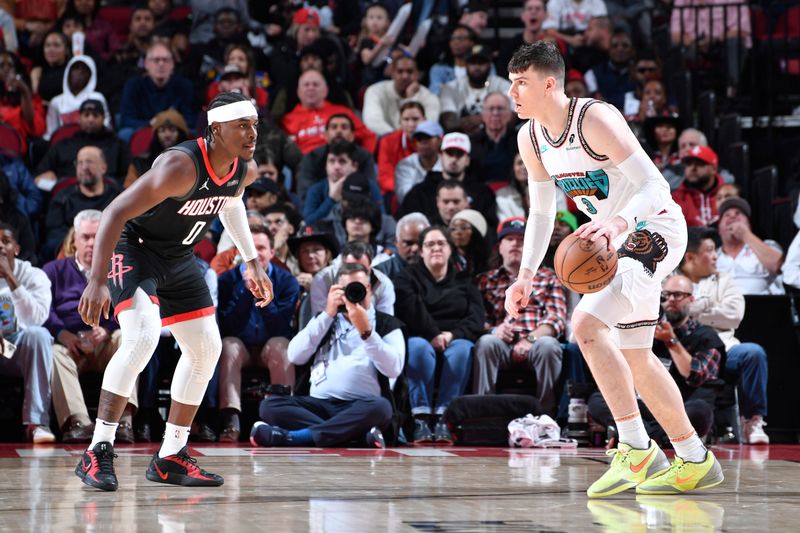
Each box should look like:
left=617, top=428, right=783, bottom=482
left=635, top=450, right=724, bottom=495
left=586, top=501, right=648, bottom=533
left=587, top=440, right=670, bottom=498
left=635, top=496, right=725, bottom=530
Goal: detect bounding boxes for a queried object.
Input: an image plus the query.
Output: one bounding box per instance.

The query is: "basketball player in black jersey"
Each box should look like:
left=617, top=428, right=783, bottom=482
left=75, top=93, right=273, bottom=491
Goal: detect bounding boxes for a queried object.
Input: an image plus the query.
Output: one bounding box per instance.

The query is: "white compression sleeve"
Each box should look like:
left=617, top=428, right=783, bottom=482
left=615, top=150, right=672, bottom=230
left=520, top=180, right=557, bottom=274
left=218, top=194, right=257, bottom=262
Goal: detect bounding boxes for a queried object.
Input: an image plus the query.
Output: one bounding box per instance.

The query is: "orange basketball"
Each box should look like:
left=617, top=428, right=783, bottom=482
left=554, top=233, right=618, bottom=294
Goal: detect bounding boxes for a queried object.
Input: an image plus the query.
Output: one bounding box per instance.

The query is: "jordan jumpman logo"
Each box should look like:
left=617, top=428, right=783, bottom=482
left=199, top=178, right=210, bottom=191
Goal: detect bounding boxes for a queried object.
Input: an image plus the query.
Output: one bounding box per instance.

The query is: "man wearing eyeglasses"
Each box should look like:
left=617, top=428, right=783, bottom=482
left=587, top=274, right=724, bottom=447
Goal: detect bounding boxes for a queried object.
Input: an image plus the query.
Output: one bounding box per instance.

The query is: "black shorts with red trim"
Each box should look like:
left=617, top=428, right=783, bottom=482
left=107, top=239, right=214, bottom=326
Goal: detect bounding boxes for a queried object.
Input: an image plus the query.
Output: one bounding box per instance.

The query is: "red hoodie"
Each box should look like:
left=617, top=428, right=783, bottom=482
left=376, top=128, right=416, bottom=194
left=281, top=100, right=377, bottom=154
left=671, top=174, right=724, bottom=227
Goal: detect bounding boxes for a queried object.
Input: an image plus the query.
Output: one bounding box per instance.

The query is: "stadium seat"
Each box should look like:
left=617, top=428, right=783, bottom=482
left=49, top=123, right=81, bottom=145
left=97, top=5, right=134, bottom=44
left=0, top=123, right=23, bottom=158
left=129, top=126, right=153, bottom=157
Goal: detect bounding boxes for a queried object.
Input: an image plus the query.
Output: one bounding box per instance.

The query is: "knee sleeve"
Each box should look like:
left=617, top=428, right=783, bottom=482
left=169, top=315, right=222, bottom=405
left=102, top=289, right=161, bottom=397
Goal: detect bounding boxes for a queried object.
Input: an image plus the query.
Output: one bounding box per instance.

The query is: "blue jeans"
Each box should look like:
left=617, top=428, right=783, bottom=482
left=726, top=342, right=768, bottom=418
left=407, top=336, right=473, bottom=415
left=0, top=327, right=53, bottom=426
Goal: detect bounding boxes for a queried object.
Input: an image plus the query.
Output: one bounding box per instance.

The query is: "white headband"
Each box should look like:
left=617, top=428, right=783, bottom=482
left=207, top=100, right=258, bottom=124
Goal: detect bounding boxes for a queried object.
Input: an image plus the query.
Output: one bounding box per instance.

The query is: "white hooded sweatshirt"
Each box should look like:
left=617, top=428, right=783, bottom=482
left=44, top=55, right=111, bottom=140
left=0, top=258, right=51, bottom=333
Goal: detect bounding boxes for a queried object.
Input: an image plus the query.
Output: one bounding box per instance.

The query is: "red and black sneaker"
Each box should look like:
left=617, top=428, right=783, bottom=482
left=75, top=441, right=118, bottom=491
left=145, top=446, right=224, bottom=487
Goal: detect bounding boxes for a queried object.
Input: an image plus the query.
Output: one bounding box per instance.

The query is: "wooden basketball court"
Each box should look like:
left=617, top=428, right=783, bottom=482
left=0, top=443, right=795, bottom=531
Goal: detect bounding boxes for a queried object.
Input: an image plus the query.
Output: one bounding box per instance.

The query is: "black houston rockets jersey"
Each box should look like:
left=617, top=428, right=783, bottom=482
left=122, top=138, right=247, bottom=260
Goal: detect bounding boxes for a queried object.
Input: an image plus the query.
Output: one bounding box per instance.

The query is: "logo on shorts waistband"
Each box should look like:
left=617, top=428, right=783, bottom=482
left=107, top=253, right=133, bottom=288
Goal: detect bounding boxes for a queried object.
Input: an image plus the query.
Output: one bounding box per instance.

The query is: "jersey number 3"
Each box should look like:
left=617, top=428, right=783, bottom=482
left=581, top=198, right=597, bottom=214
left=182, top=221, right=207, bottom=245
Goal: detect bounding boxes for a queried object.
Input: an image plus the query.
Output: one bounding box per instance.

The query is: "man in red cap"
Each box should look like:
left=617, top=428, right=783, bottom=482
left=671, top=145, right=724, bottom=227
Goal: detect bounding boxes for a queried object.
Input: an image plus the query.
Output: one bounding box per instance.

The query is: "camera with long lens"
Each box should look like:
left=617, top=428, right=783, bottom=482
left=338, top=282, right=367, bottom=313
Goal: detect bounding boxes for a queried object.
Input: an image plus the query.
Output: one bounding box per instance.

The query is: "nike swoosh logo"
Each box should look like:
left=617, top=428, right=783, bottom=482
left=676, top=474, right=697, bottom=484
left=630, top=449, right=656, bottom=473
left=83, top=457, right=92, bottom=472
left=155, top=463, right=169, bottom=480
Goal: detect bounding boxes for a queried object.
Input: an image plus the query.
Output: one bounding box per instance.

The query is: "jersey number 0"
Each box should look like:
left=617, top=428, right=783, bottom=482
left=182, top=221, right=207, bottom=245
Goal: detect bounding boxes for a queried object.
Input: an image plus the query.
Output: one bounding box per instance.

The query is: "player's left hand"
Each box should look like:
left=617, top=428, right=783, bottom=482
left=574, top=215, right=628, bottom=244
left=244, top=260, right=273, bottom=308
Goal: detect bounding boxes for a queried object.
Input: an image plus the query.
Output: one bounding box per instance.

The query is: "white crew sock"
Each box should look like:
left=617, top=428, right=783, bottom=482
left=159, top=423, right=190, bottom=458
left=671, top=430, right=707, bottom=462
left=614, top=411, right=650, bottom=449
left=89, top=419, right=118, bottom=450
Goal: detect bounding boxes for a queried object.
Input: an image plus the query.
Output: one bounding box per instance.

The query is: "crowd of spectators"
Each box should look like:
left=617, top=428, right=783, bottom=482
left=0, top=0, right=791, bottom=448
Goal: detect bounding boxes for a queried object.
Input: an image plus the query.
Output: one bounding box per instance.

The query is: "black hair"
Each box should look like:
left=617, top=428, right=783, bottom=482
left=0, top=222, right=18, bottom=242
left=451, top=219, right=490, bottom=275
left=215, top=6, right=241, bottom=22
left=680, top=227, right=720, bottom=268
left=262, top=203, right=301, bottom=233
left=342, top=196, right=382, bottom=240
left=336, top=262, right=370, bottom=283
left=326, top=113, right=355, bottom=131
left=436, top=179, right=466, bottom=196
left=341, top=240, right=374, bottom=262
left=205, top=91, right=251, bottom=142
left=63, top=0, right=101, bottom=21
left=507, top=41, right=565, bottom=85
left=249, top=223, right=273, bottom=246
left=417, top=225, right=457, bottom=269
left=685, top=227, right=720, bottom=254
left=327, top=140, right=357, bottom=161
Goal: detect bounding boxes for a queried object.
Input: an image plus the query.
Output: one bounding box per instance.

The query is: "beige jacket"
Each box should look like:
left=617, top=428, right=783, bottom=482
left=685, top=271, right=744, bottom=350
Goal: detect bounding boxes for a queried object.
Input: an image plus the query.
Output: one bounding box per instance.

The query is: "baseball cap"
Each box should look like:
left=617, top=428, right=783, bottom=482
left=497, top=216, right=526, bottom=240
left=451, top=209, right=487, bottom=237
left=247, top=177, right=280, bottom=195
left=220, top=63, right=246, bottom=80
left=342, top=171, right=371, bottom=199
left=441, top=132, right=471, bottom=154
left=718, top=197, right=751, bottom=220
left=292, top=7, right=320, bottom=27
left=466, top=45, right=491, bottom=63
left=555, top=210, right=578, bottom=231
left=79, top=99, right=104, bottom=115
left=413, top=120, right=444, bottom=139
left=462, top=0, right=489, bottom=14
left=683, top=145, right=718, bottom=167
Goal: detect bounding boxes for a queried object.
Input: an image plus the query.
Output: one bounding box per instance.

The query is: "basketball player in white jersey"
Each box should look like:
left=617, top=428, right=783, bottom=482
left=504, top=42, right=723, bottom=497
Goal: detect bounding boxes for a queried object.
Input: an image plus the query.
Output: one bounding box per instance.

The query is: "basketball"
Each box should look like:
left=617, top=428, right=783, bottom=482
left=554, top=233, right=618, bottom=294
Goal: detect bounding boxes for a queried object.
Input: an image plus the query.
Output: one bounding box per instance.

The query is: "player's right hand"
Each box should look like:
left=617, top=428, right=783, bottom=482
left=504, top=278, right=532, bottom=320
left=78, top=279, right=111, bottom=327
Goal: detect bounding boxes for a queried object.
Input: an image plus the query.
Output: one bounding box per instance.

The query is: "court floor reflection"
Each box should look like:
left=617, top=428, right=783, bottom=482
left=0, top=444, right=797, bottom=532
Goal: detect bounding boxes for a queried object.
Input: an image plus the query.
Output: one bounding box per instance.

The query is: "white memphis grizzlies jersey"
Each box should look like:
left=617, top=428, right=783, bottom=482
left=529, top=97, right=675, bottom=223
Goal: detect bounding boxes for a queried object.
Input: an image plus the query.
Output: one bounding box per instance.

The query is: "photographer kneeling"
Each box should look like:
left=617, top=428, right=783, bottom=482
left=251, top=263, right=405, bottom=448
